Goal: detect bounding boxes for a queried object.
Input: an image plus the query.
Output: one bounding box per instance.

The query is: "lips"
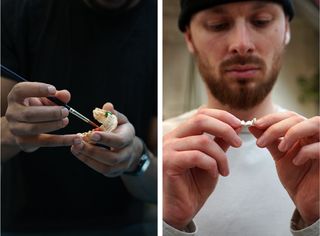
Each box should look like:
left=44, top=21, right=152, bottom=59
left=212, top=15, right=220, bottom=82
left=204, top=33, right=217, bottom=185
left=224, top=65, right=260, bottom=79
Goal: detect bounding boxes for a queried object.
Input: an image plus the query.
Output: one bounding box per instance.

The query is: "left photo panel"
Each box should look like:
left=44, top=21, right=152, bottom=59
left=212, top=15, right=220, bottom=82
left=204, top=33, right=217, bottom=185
left=1, top=0, right=157, bottom=235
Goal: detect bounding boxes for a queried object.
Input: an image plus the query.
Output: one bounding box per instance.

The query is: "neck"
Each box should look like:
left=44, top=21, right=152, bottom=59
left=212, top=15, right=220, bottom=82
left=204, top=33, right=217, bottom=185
left=206, top=90, right=277, bottom=121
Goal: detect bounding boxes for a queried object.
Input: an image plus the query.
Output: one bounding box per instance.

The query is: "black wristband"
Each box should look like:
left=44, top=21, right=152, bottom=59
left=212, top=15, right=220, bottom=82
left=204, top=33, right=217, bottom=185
left=124, top=139, right=151, bottom=176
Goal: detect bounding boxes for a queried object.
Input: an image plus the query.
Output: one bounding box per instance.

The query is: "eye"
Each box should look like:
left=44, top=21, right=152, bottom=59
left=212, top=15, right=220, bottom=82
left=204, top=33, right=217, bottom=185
left=206, top=22, right=230, bottom=32
left=252, top=19, right=272, bottom=28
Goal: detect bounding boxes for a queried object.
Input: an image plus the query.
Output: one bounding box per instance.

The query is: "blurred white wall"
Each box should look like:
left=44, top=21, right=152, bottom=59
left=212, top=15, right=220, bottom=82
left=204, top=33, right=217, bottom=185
left=163, top=0, right=319, bottom=119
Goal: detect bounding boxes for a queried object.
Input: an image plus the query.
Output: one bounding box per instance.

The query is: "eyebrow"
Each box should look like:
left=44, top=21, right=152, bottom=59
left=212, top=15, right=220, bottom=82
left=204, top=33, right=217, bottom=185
left=208, top=1, right=272, bottom=15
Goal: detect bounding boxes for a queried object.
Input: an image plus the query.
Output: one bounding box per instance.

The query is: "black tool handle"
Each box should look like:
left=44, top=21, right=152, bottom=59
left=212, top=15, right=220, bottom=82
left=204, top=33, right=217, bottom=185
left=1, top=64, right=70, bottom=109
left=46, top=96, right=71, bottom=109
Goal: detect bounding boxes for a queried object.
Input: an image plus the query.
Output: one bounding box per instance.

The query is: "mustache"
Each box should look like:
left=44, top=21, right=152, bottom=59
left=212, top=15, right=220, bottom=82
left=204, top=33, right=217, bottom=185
left=220, top=55, right=265, bottom=69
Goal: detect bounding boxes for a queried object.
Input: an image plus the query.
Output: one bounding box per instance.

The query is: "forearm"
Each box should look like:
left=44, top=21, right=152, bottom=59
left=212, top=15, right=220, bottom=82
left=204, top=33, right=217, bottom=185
left=121, top=139, right=157, bottom=203
left=1, top=116, right=21, bottom=162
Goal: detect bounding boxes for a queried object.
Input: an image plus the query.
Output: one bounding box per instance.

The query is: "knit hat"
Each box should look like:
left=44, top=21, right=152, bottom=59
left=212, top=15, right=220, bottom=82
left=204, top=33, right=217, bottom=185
left=178, top=0, right=294, bottom=32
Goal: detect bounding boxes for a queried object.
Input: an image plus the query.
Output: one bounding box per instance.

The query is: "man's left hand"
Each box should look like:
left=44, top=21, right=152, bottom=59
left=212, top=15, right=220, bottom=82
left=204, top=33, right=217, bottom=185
left=71, top=103, right=142, bottom=177
left=250, top=112, right=319, bottom=226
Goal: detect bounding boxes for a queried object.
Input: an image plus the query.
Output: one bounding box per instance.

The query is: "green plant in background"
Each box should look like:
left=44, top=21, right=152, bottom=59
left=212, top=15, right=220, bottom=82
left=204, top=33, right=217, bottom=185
left=297, top=70, right=319, bottom=113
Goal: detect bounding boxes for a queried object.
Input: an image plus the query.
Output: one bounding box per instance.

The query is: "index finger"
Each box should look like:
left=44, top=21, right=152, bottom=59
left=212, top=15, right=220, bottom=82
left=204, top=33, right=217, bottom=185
left=8, top=82, right=56, bottom=103
left=20, top=134, right=81, bottom=147
left=280, top=117, right=320, bottom=151
left=254, top=111, right=305, bottom=129
left=172, top=109, right=242, bottom=147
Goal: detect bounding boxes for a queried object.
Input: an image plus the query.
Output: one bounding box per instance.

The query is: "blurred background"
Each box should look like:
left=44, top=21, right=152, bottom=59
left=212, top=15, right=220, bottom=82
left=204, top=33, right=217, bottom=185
left=163, top=0, right=319, bottom=120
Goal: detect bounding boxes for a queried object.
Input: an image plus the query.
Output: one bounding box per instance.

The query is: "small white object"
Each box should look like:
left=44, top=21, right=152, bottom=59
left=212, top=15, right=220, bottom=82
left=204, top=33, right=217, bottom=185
left=240, top=118, right=256, bottom=127
left=78, top=108, right=118, bottom=142
left=93, top=108, right=118, bottom=132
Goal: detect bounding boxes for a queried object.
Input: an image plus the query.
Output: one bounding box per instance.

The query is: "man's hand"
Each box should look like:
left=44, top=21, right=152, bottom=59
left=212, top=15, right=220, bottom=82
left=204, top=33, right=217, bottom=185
left=4, top=82, right=79, bottom=153
left=250, top=112, right=319, bottom=226
left=163, top=108, right=242, bottom=230
left=71, top=103, right=143, bottom=177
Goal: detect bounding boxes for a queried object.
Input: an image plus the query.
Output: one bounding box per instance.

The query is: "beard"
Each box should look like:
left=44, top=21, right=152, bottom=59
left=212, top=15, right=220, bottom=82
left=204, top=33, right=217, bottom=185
left=196, top=50, right=284, bottom=110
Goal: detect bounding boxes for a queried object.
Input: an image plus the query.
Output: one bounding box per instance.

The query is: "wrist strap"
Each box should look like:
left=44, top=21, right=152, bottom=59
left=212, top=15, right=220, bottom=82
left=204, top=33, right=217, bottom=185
left=124, top=138, right=151, bottom=176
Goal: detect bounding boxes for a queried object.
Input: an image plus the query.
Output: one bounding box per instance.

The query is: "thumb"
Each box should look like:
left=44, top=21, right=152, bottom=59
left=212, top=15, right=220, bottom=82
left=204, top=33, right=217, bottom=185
left=102, top=102, right=128, bottom=125
left=102, top=102, right=114, bottom=113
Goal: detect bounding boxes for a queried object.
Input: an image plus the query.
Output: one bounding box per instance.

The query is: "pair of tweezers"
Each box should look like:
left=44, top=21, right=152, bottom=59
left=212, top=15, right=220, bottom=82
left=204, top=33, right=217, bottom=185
left=1, top=64, right=99, bottom=128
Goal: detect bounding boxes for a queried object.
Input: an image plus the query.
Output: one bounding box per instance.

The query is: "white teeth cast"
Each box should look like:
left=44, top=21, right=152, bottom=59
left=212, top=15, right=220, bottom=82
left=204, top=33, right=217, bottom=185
left=92, top=108, right=118, bottom=132
left=78, top=108, right=118, bottom=142
left=240, top=118, right=256, bottom=127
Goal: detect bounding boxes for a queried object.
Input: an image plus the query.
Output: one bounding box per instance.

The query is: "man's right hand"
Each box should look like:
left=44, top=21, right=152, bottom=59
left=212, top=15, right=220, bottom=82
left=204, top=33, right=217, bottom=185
left=3, top=81, right=80, bottom=155
left=163, top=108, right=242, bottom=230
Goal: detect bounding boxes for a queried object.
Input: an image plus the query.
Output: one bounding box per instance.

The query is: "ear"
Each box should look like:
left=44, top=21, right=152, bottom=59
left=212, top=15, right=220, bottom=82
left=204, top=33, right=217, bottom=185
left=285, top=31, right=291, bottom=45
left=184, top=27, right=195, bottom=54
left=284, top=21, right=291, bottom=45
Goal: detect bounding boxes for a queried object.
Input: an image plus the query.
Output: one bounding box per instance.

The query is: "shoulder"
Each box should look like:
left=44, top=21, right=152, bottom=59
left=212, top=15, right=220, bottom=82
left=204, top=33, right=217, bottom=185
left=1, top=0, right=63, bottom=35
left=163, top=109, right=198, bottom=135
left=1, top=0, right=65, bottom=75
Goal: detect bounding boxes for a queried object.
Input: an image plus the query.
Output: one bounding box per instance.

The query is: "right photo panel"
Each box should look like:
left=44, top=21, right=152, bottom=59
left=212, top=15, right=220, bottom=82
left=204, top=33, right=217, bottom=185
left=162, top=0, right=319, bottom=235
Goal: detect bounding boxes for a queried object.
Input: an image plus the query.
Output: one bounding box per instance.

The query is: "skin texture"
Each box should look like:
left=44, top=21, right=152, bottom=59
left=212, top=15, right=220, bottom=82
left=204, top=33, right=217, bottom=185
left=163, top=1, right=319, bottom=230
left=2, top=81, right=80, bottom=158
left=70, top=102, right=157, bottom=202
left=251, top=113, right=319, bottom=226
left=163, top=108, right=242, bottom=229
left=1, top=79, right=157, bottom=203
left=71, top=102, right=142, bottom=177
left=186, top=1, right=287, bottom=110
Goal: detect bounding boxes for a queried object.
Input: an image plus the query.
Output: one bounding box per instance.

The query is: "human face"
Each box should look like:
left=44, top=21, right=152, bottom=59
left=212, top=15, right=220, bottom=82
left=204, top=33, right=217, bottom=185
left=185, top=1, right=290, bottom=110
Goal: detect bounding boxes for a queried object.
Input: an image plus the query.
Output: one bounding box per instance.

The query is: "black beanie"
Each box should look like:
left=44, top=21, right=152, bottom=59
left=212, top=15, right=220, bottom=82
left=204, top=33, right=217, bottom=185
left=178, top=0, right=294, bottom=32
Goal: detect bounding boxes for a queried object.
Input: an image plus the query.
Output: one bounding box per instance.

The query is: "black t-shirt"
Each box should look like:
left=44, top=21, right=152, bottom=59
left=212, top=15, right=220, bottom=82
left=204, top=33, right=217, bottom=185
left=1, top=0, right=157, bottom=232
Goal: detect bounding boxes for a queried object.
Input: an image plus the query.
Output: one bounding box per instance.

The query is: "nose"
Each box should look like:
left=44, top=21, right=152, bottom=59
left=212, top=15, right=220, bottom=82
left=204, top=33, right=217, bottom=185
left=228, top=21, right=255, bottom=56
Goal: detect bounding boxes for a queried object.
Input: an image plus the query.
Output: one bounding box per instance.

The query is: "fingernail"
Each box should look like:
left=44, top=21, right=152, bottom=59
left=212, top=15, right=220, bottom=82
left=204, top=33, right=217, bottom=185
left=292, top=158, right=299, bottom=166
left=62, top=118, right=69, bottom=126
left=48, top=85, right=56, bottom=95
left=278, top=141, right=287, bottom=152
left=61, top=108, right=69, bottom=117
left=91, top=133, right=100, bottom=142
left=235, top=138, right=242, bottom=147
left=257, top=138, right=265, bottom=147
left=73, top=138, right=82, bottom=145
left=73, top=142, right=84, bottom=150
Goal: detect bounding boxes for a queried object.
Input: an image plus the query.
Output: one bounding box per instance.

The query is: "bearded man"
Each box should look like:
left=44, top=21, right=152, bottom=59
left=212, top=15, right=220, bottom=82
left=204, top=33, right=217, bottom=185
left=163, top=1, right=319, bottom=235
